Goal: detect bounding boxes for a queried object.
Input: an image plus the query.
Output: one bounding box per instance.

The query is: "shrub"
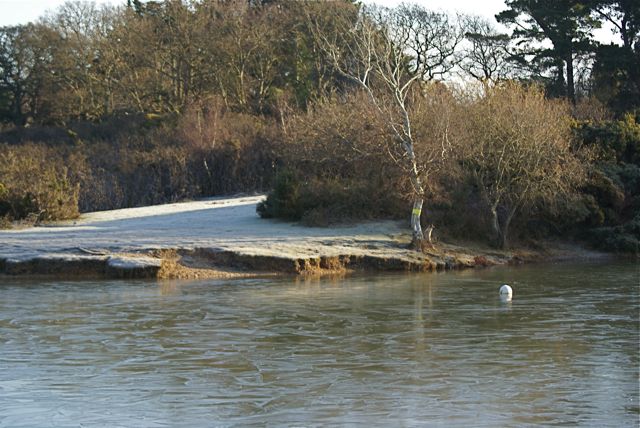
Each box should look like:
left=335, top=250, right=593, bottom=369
left=587, top=214, right=640, bottom=254
left=0, top=143, right=80, bottom=222
left=0, top=107, right=281, bottom=218
left=258, top=92, right=411, bottom=225
left=177, top=101, right=280, bottom=196
left=574, top=112, right=640, bottom=164
left=456, top=82, right=587, bottom=248
left=298, top=177, right=406, bottom=226
left=257, top=171, right=405, bottom=225
left=256, top=170, right=303, bottom=220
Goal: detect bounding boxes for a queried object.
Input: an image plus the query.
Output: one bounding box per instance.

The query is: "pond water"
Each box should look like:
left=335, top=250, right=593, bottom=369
left=0, top=261, right=638, bottom=427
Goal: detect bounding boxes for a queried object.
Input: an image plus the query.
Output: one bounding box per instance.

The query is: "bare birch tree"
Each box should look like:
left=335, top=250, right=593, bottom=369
left=308, top=4, right=459, bottom=248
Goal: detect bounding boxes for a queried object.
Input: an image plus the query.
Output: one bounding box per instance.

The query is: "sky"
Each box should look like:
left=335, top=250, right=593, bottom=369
left=0, top=0, right=510, bottom=26
left=0, top=0, right=616, bottom=43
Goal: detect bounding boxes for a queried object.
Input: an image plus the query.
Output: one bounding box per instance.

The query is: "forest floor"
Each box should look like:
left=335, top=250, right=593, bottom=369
left=0, top=195, right=610, bottom=279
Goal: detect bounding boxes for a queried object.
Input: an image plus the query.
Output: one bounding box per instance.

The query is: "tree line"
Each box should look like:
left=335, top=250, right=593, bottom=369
left=0, top=0, right=638, bottom=252
left=0, top=0, right=637, bottom=125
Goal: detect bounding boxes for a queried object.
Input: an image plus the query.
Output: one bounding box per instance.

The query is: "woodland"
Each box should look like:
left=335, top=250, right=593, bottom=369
left=0, top=0, right=638, bottom=252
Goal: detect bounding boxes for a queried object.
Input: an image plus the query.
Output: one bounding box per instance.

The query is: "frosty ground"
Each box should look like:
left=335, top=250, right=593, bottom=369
left=0, top=195, right=584, bottom=279
left=0, top=195, right=430, bottom=278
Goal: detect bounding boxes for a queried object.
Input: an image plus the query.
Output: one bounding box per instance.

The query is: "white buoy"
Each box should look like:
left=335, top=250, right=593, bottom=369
left=499, top=284, right=513, bottom=301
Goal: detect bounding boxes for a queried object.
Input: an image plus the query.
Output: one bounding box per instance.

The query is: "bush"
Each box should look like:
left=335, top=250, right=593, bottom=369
left=588, top=214, right=640, bottom=254
left=256, top=170, right=303, bottom=220
left=0, top=143, right=80, bottom=222
left=258, top=92, right=412, bottom=225
left=177, top=101, right=280, bottom=196
left=427, top=175, right=493, bottom=241
left=0, top=104, right=281, bottom=218
left=574, top=112, right=640, bottom=164
left=455, top=83, right=586, bottom=248
left=257, top=171, right=406, bottom=226
left=298, top=177, right=406, bottom=226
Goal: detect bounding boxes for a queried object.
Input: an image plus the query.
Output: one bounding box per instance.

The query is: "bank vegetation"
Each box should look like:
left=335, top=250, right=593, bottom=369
left=0, top=0, right=638, bottom=253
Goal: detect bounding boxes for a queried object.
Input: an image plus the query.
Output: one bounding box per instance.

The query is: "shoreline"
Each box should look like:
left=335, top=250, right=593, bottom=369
left=0, top=196, right=614, bottom=280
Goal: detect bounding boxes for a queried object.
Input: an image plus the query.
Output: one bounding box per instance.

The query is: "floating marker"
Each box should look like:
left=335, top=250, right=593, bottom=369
left=499, top=284, right=513, bottom=301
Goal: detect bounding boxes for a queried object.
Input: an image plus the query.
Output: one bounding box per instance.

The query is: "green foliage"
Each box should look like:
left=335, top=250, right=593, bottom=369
left=496, top=0, right=596, bottom=101
left=591, top=45, right=640, bottom=114
left=582, top=169, right=625, bottom=223
left=574, top=114, right=640, bottom=224
left=256, top=170, right=303, bottom=221
left=588, top=214, right=640, bottom=254
left=297, top=178, right=405, bottom=227
left=600, top=162, right=640, bottom=200
left=574, top=113, right=640, bottom=163
left=257, top=172, right=405, bottom=226
left=569, top=110, right=640, bottom=251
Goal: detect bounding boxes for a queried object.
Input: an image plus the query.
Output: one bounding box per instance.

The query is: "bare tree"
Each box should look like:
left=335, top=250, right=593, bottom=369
left=0, top=25, right=38, bottom=124
left=213, top=2, right=282, bottom=113
left=309, top=4, right=459, bottom=248
left=459, top=82, right=586, bottom=248
left=392, top=4, right=465, bottom=82
left=459, top=16, right=512, bottom=84
left=45, top=1, right=119, bottom=120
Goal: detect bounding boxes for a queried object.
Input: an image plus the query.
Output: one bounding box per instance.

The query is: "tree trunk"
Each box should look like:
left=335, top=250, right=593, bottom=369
left=490, top=204, right=503, bottom=248
left=408, top=152, right=428, bottom=249
left=411, top=197, right=424, bottom=246
left=491, top=203, right=517, bottom=249
left=500, top=205, right=518, bottom=250
left=566, top=51, right=575, bottom=105
left=499, top=222, right=508, bottom=250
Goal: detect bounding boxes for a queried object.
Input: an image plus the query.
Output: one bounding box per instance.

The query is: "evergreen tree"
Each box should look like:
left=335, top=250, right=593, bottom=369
left=589, top=0, right=640, bottom=113
left=496, top=0, right=597, bottom=103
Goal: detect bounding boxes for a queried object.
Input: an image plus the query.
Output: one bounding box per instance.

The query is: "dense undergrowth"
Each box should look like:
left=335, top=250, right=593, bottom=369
left=1, top=89, right=638, bottom=254
left=256, top=90, right=639, bottom=253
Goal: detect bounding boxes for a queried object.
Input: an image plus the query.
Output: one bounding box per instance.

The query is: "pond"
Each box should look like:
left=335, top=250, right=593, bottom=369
left=1, top=261, right=638, bottom=427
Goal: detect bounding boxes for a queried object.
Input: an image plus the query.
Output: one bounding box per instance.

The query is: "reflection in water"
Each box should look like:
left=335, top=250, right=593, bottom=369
left=0, top=261, right=638, bottom=427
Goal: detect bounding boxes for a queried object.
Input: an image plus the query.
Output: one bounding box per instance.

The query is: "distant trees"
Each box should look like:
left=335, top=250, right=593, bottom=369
left=43, top=1, right=118, bottom=120
left=459, top=16, right=512, bottom=84
left=391, top=4, right=465, bottom=82
left=590, top=0, right=639, bottom=50
left=0, top=0, right=344, bottom=125
left=589, top=0, right=640, bottom=113
left=496, top=0, right=597, bottom=104
left=0, top=26, right=30, bottom=125
left=1, top=0, right=636, bottom=125
left=495, top=0, right=639, bottom=110
left=0, top=24, right=52, bottom=125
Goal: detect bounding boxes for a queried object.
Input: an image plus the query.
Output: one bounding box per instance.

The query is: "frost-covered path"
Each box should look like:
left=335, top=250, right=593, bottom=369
left=0, top=195, right=407, bottom=263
